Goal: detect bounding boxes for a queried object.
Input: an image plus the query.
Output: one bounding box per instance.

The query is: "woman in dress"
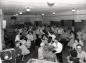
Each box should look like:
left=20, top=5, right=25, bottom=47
left=38, top=34, right=58, bottom=62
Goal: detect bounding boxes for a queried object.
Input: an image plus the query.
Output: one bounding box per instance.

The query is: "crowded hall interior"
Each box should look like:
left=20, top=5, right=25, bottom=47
left=0, top=0, right=86, bottom=63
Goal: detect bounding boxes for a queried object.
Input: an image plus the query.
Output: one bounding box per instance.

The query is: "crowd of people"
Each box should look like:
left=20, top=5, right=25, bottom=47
left=4, top=24, right=86, bottom=63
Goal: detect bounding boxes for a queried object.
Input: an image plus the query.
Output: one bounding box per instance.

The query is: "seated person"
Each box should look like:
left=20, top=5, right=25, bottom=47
left=16, top=36, right=30, bottom=55
left=72, top=39, right=84, bottom=50
left=76, top=44, right=86, bottom=63
left=67, top=44, right=86, bottom=63
left=67, top=50, right=80, bottom=63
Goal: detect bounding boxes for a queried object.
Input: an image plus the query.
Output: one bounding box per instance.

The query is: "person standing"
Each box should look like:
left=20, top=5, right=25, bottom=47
left=76, top=44, right=86, bottom=63
left=51, top=38, right=63, bottom=63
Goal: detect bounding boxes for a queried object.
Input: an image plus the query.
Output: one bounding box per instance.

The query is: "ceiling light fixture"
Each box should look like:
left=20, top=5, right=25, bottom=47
left=47, top=0, right=55, bottom=7
left=26, top=7, right=31, bottom=12
left=42, top=13, right=45, bottom=16
left=52, top=12, right=55, bottom=14
left=19, top=12, right=23, bottom=14
left=26, top=8, right=31, bottom=12
left=72, top=9, right=76, bottom=12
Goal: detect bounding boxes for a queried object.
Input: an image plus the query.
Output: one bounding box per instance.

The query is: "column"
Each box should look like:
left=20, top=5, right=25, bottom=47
left=0, top=9, right=3, bottom=50
left=0, top=9, right=3, bottom=63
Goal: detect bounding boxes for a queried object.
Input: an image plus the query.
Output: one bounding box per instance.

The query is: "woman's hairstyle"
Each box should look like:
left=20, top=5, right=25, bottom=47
left=20, top=35, right=27, bottom=41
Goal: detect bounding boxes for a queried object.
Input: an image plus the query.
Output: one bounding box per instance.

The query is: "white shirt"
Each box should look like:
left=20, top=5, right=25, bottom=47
left=52, top=41, right=63, bottom=53
left=77, top=51, right=86, bottom=63
left=15, top=34, right=20, bottom=42
left=0, top=57, right=2, bottom=63
left=38, top=47, right=44, bottom=59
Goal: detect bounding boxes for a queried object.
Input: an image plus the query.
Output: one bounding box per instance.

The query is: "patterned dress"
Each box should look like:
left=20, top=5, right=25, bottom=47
left=38, top=41, right=58, bottom=62
left=43, top=45, right=57, bottom=62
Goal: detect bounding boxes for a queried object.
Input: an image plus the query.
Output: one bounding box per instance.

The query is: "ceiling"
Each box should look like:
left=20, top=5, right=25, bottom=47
left=0, top=0, right=86, bottom=15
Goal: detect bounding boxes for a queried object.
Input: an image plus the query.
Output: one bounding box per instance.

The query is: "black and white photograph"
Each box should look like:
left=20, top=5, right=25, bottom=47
left=0, top=0, right=86, bottom=63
